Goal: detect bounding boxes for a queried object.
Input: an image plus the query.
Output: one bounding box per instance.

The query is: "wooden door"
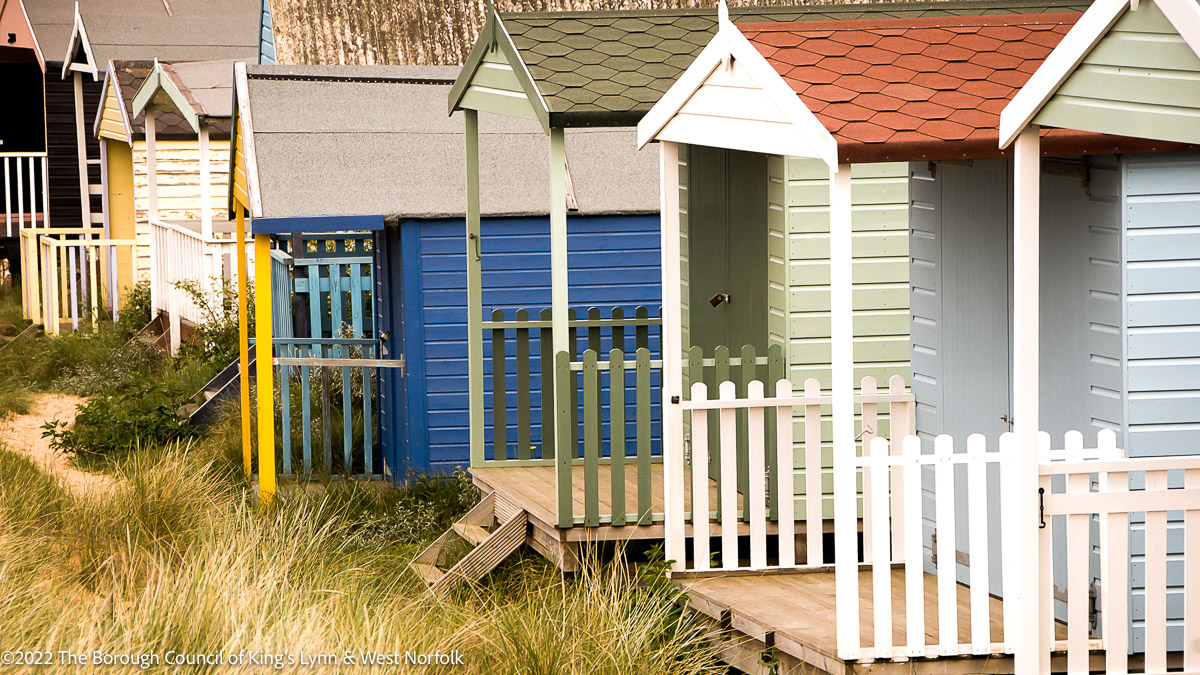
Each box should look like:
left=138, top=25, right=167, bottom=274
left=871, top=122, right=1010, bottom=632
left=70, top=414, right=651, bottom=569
left=687, top=146, right=769, bottom=356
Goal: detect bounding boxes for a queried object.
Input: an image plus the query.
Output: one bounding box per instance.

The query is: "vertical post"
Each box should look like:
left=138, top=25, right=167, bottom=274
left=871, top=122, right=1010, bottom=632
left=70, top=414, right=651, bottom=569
left=73, top=72, right=92, bottom=229
left=549, top=127, right=572, bottom=528
left=659, top=140, right=685, bottom=569
left=237, top=206, right=252, bottom=479
left=199, top=120, right=213, bottom=240
left=146, top=109, right=159, bottom=314
left=830, top=162, right=860, bottom=658
left=255, top=232, right=275, bottom=504
left=1012, top=125, right=1042, bottom=674
left=464, top=109, right=484, bottom=468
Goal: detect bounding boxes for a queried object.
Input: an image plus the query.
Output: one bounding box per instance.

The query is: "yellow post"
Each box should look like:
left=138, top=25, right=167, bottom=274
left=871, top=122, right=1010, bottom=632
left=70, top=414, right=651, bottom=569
left=236, top=207, right=252, bottom=479
left=254, top=232, right=275, bottom=503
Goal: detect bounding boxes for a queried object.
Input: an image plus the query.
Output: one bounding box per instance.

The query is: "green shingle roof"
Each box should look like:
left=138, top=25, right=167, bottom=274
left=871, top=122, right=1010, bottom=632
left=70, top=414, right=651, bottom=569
left=500, top=0, right=1091, bottom=128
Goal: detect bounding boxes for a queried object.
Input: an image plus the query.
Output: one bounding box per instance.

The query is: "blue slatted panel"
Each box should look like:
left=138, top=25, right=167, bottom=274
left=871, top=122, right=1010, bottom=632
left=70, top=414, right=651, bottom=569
left=259, top=0, right=276, bottom=65
left=401, top=215, right=663, bottom=474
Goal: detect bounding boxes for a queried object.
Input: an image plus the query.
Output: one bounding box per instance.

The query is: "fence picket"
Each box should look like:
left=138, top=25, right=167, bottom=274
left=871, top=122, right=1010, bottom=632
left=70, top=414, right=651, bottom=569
left=747, top=380, right=767, bottom=568
left=776, top=379, right=796, bottom=567
left=719, top=380, right=738, bottom=569
left=1038, top=433, right=1053, bottom=669
left=767, top=345, right=784, bottom=522
left=713, top=346, right=730, bottom=517
left=1186, top=468, right=1200, bottom=672
left=492, top=309, right=507, bottom=459
left=966, top=433, right=990, bottom=652
left=583, top=349, right=599, bottom=527
left=889, top=375, right=909, bottom=562
left=610, top=348, right=626, bottom=526
left=1001, top=432, right=1017, bottom=650
left=903, top=435, right=924, bottom=657
left=516, top=309, right=531, bottom=460
left=555, top=351, right=573, bottom=529
left=804, top=378, right=823, bottom=565
left=692, top=382, right=711, bottom=571
left=636, top=348, right=652, bottom=525
left=540, top=308, right=555, bottom=459
left=301, top=350, right=313, bottom=474
left=282, top=359, right=292, bottom=475
left=738, top=345, right=755, bottom=522
left=1102, top=463, right=1129, bottom=675
left=1064, top=431, right=1089, bottom=675
left=934, top=434, right=957, bottom=655
left=861, top=376, right=878, bottom=565
left=1145, top=469, right=1168, bottom=673
left=869, top=436, right=892, bottom=659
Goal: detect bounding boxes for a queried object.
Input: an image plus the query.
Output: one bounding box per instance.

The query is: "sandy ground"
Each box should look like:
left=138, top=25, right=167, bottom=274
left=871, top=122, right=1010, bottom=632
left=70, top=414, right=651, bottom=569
left=0, top=393, right=116, bottom=495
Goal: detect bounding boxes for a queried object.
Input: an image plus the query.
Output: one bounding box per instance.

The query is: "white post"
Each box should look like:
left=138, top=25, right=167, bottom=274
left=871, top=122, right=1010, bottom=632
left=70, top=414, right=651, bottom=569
left=660, top=140, right=685, bottom=570
left=198, top=120, right=212, bottom=240
left=73, top=72, right=92, bottom=228
left=830, top=162, right=859, bottom=658
left=1012, top=125, right=1043, bottom=674
left=146, top=109, right=159, bottom=315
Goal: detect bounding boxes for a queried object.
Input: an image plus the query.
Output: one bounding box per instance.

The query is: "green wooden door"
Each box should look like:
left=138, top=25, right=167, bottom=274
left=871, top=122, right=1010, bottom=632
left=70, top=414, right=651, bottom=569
left=687, top=146, right=769, bottom=355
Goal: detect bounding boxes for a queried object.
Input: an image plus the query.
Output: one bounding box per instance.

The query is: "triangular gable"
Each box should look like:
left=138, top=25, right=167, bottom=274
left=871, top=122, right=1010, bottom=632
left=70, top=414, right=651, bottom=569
left=636, top=9, right=837, bottom=169
left=447, top=8, right=549, bottom=133
left=0, top=0, right=44, bottom=71
left=1002, top=0, right=1200, bottom=146
left=132, top=61, right=202, bottom=133
left=229, top=61, right=262, bottom=218
left=94, top=64, right=131, bottom=143
left=60, top=3, right=98, bottom=80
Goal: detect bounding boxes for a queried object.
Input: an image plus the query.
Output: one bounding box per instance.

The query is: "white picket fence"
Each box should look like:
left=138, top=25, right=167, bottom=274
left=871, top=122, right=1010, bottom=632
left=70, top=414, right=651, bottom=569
left=150, top=218, right=253, bottom=352
left=3, top=152, right=48, bottom=237
left=1040, top=446, right=1200, bottom=674
left=677, top=374, right=914, bottom=571
left=19, top=227, right=136, bottom=334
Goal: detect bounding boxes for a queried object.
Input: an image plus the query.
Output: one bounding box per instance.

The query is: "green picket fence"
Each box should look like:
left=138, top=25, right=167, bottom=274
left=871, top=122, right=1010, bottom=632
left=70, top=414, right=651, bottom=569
left=482, top=306, right=662, bottom=528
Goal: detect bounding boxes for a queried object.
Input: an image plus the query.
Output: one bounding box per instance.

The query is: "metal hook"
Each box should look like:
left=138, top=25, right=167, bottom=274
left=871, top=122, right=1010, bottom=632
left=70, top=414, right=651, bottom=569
left=468, top=232, right=481, bottom=262
left=1038, top=487, right=1047, bottom=529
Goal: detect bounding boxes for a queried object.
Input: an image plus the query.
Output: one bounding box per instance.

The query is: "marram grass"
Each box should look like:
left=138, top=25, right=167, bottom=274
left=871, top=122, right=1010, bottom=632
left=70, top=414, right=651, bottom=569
left=0, top=441, right=725, bottom=673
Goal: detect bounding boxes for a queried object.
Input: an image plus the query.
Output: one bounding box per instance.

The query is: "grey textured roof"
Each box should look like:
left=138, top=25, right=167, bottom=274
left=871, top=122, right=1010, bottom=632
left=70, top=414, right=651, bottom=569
left=25, top=0, right=259, bottom=68
left=243, top=65, right=659, bottom=220
left=498, top=0, right=1092, bottom=127
left=111, top=60, right=232, bottom=140
left=163, top=60, right=237, bottom=118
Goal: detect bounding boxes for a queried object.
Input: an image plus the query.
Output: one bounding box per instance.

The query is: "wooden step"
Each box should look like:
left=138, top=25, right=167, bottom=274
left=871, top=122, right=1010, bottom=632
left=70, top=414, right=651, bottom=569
left=431, top=510, right=527, bottom=597
left=410, top=562, right=445, bottom=586
left=451, top=522, right=490, bottom=546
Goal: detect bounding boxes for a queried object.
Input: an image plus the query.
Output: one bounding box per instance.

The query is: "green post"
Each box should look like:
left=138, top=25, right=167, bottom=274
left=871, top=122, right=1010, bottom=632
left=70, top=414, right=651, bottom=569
left=465, top=109, right=484, bottom=468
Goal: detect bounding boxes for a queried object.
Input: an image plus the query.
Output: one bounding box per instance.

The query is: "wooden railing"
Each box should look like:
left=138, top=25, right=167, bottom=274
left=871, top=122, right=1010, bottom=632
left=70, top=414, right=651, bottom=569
left=150, top=218, right=254, bottom=352
left=3, top=152, right=48, bottom=237
left=481, top=306, right=662, bottom=528
left=676, top=374, right=914, bottom=571
left=19, top=227, right=136, bottom=334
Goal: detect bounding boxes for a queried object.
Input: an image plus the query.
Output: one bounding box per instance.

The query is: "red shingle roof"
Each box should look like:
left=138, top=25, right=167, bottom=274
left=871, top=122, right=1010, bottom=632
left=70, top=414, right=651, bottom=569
left=741, top=13, right=1192, bottom=163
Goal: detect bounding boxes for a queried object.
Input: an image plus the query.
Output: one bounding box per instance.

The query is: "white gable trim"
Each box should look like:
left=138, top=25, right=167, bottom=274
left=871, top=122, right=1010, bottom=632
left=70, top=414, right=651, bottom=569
left=59, top=3, right=98, bottom=80
left=999, top=0, right=1200, bottom=147
left=636, top=17, right=838, bottom=169
left=233, top=61, right=263, bottom=218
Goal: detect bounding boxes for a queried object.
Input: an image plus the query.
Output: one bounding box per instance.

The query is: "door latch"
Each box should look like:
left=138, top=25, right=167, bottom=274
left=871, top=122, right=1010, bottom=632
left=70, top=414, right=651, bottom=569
left=1001, top=414, right=1013, bottom=426
left=709, top=292, right=730, bottom=307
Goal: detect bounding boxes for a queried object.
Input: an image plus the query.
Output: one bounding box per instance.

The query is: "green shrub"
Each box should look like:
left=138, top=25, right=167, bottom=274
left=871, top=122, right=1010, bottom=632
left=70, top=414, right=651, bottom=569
left=43, top=378, right=195, bottom=462
left=174, top=276, right=253, bottom=366
left=116, top=281, right=153, bottom=337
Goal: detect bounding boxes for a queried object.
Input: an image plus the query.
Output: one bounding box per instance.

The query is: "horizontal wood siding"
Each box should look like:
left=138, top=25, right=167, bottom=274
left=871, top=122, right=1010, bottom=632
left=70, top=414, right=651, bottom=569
left=259, top=0, right=277, bottom=65
left=1035, top=0, right=1200, bottom=144
left=44, top=74, right=102, bottom=228
left=409, top=215, right=663, bottom=473
left=97, top=83, right=128, bottom=143
left=459, top=49, right=539, bottom=120
left=130, top=139, right=231, bottom=279
left=233, top=124, right=250, bottom=210
left=788, top=159, right=910, bottom=518
left=1086, top=159, right=1124, bottom=439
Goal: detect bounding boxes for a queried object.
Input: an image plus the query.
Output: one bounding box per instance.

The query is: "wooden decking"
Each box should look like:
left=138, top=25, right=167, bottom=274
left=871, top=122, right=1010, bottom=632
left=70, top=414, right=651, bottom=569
left=679, top=570, right=1089, bottom=674
left=471, top=464, right=825, bottom=563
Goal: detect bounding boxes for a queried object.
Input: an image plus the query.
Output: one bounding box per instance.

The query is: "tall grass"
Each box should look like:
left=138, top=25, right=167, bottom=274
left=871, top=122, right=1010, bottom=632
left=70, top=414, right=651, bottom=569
left=270, top=0, right=884, bottom=66
left=0, top=438, right=724, bottom=674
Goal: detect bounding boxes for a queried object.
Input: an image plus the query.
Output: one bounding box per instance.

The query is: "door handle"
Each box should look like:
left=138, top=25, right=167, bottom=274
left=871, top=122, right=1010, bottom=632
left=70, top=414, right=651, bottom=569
left=709, top=292, right=730, bottom=307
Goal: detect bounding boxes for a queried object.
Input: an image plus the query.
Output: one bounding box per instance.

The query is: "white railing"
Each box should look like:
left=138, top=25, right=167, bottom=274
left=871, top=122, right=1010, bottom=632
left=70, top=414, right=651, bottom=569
left=675, top=374, right=914, bottom=572
left=19, top=227, right=136, bottom=334
left=1040, top=442, right=1200, bottom=674
left=3, top=152, right=49, bottom=237
left=150, top=218, right=253, bottom=353
left=839, top=429, right=1129, bottom=664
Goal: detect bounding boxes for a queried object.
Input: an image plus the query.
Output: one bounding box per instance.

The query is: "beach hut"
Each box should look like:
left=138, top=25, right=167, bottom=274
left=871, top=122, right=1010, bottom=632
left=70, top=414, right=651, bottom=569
left=628, top=1, right=1200, bottom=672
left=6, top=0, right=266, bottom=332
left=231, top=64, right=662, bottom=495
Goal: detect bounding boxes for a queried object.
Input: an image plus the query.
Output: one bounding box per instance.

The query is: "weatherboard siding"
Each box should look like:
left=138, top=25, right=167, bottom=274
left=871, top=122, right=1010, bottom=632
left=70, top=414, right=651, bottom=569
left=1035, top=0, right=1200, bottom=145
left=459, top=48, right=539, bottom=122
left=406, top=215, right=663, bottom=473
left=131, top=139, right=232, bottom=279
left=98, top=84, right=129, bottom=143
left=788, top=159, right=910, bottom=518
left=260, top=0, right=277, bottom=65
